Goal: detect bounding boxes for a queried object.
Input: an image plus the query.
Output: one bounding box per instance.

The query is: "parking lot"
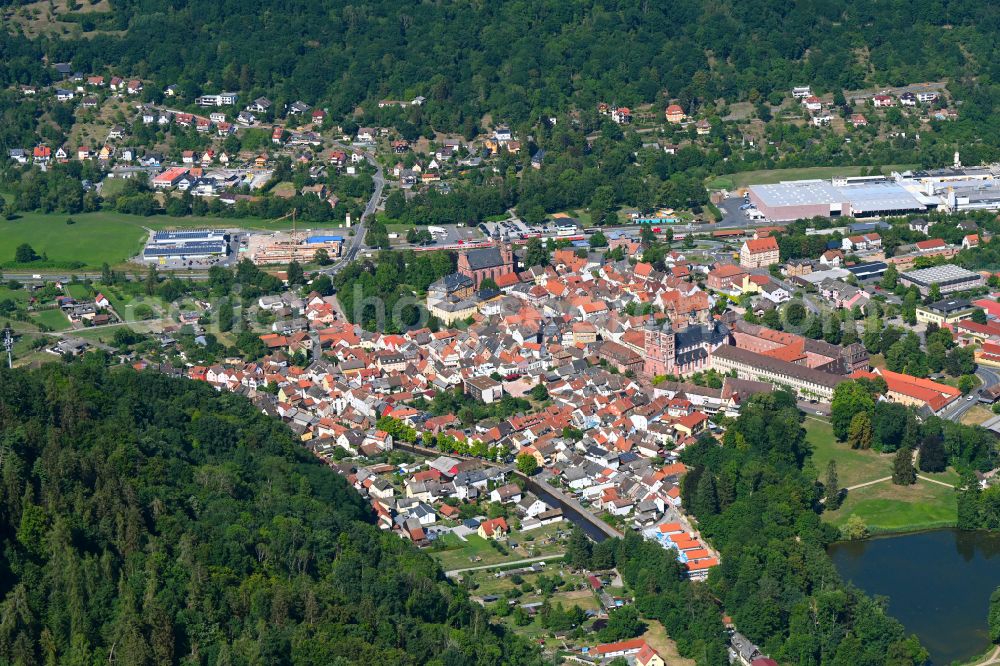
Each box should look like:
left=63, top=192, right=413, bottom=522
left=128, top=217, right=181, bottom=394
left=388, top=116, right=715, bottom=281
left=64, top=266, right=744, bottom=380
left=391, top=224, right=484, bottom=248
left=717, top=195, right=767, bottom=228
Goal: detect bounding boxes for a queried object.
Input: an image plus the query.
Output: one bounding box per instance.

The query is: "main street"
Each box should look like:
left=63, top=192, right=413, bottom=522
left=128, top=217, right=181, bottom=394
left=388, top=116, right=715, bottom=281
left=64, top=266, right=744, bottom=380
left=940, top=364, right=1000, bottom=422
left=324, top=143, right=383, bottom=274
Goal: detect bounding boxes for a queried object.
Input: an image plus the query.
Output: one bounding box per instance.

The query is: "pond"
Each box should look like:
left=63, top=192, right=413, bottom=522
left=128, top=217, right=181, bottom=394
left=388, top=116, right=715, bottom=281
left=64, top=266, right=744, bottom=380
left=829, top=529, right=1000, bottom=665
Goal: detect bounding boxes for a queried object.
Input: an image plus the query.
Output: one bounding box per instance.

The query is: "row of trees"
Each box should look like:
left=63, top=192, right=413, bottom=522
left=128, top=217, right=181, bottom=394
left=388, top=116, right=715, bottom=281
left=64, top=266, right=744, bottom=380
left=832, top=380, right=996, bottom=471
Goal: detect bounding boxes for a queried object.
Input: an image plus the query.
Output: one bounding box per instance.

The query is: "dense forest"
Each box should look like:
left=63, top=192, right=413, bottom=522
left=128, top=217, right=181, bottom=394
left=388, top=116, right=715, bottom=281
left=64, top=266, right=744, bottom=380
left=3, top=0, right=1000, bottom=127
left=0, top=359, right=543, bottom=665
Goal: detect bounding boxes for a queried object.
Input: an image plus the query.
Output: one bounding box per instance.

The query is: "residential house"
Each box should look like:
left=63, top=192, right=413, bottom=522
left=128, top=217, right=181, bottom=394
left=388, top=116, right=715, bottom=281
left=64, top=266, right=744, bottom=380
left=477, top=517, right=508, bottom=540
left=490, top=484, right=522, bottom=505
left=611, top=107, right=632, bottom=124
left=287, top=100, right=311, bottom=115
left=802, top=96, right=822, bottom=111
left=247, top=97, right=272, bottom=114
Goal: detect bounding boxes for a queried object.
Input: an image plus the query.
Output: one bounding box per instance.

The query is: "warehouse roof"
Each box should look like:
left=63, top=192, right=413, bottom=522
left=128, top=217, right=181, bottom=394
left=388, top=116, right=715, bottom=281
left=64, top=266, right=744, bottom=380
left=751, top=180, right=842, bottom=207
left=749, top=179, right=923, bottom=214
left=142, top=241, right=227, bottom=257
left=841, top=181, right=924, bottom=214
left=901, top=264, right=980, bottom=286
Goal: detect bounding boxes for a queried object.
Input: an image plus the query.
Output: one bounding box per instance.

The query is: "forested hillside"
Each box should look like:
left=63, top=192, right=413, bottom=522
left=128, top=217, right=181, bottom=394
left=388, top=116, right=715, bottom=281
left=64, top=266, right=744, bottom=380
left=0, top=359, right=543, bottom=665
left=2, top=0, right=1000, bottom=127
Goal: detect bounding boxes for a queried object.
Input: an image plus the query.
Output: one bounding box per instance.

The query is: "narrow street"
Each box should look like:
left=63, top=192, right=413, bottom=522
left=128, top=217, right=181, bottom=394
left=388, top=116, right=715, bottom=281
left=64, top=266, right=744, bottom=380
left=444, top=554, right=561, bottom=576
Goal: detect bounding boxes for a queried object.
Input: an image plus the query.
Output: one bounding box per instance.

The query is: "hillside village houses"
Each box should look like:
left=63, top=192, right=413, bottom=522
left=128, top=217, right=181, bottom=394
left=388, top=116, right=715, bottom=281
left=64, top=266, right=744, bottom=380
left=162, top=227, right=939, bottom=578
left=17, top=66, right=990, bottom=574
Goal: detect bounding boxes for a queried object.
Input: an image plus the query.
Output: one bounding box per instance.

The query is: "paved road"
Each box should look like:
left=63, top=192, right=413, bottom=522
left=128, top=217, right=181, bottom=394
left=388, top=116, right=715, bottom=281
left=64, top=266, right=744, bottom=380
left=444, top=553, right=562, bottom=576
left=4, top=271, right=213, bottom=283
left=940, top=364, right=1000, bottom=422
left=325, top=144, right=384, bottom=274
left=800, top=402, right=831, bottom=417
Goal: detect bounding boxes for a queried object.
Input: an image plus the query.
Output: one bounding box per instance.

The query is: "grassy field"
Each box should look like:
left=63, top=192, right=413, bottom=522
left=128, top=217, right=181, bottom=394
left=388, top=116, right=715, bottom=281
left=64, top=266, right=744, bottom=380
left=66, top=283, right=92, bottom=300
left=30, top=308, right=71, bottom=331
left=95, top=284, right=144, bottom=316
left=0, top=212, right=148, bottom=268
left=822, top=479, right=957, bottom=533
left=706, top=164, right=919, bottom=191
left=960, top=405, right=994, bottom=427
left=921, top=467, right=962, bottom=487
left=806, top=417, right=890, bottom=488
left=808, top=417, right=959, bottom=533
left=69, top=324, right=131, bottom=343
left=0, top=211, right=307, bottom=269
left=0, top=286, right=30, bottom=303
left=637, top=620, right=697, bottom=666
left=432, top=533, right=514, bottom=571
left=431, top=524, right=567, bottom=572
left=469, top=567, right=587, bottom=597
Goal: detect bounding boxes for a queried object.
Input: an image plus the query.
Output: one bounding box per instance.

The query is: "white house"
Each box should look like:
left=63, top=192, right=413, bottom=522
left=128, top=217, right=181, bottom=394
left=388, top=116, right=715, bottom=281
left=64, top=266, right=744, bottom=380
left=802, top=96, right=822, bottom=111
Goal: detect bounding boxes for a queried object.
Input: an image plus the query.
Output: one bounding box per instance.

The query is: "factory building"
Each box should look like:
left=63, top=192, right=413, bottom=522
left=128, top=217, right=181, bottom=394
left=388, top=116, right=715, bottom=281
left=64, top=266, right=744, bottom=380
left=151, top=229, right=228, bottom=244
left=747, top=177, right=926, bottom=222
left=899, top=264, right=984, bottom=296
left=746, top=160, right=1000, bottom=222
left=143, top=240, right=227, bottom=261
left=142, top=229, right=229, bottom=262
left=895, top=162, right=1000, bottom=213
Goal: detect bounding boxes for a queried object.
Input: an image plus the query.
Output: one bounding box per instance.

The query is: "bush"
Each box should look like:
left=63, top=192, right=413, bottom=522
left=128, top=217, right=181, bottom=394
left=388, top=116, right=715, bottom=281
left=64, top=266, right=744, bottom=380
left=842, top=515, right=870, bottom=540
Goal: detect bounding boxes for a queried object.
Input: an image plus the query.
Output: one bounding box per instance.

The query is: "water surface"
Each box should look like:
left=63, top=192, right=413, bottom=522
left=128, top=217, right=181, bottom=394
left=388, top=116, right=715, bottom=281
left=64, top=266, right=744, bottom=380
left=829, top=529, right=1000, bottom=664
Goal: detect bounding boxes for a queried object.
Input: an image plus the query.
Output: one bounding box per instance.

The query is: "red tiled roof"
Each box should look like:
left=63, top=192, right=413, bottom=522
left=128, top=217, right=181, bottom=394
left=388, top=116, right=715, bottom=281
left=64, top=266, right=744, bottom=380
left=591, top=639, right=648, bottom=656
left=853, top=368, right=959, bottom=411
left=480, top=517, right=508, bottom=536
left=685, top=557, right=719, bottom=571
left=915, top=238, right=946, bottom=250
left=744, top=237, right=779, bottom=253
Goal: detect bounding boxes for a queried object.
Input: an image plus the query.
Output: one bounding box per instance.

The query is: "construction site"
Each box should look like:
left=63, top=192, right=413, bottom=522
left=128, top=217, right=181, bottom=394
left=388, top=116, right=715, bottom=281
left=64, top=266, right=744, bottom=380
left=247, top=231, right=343, bottom=265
